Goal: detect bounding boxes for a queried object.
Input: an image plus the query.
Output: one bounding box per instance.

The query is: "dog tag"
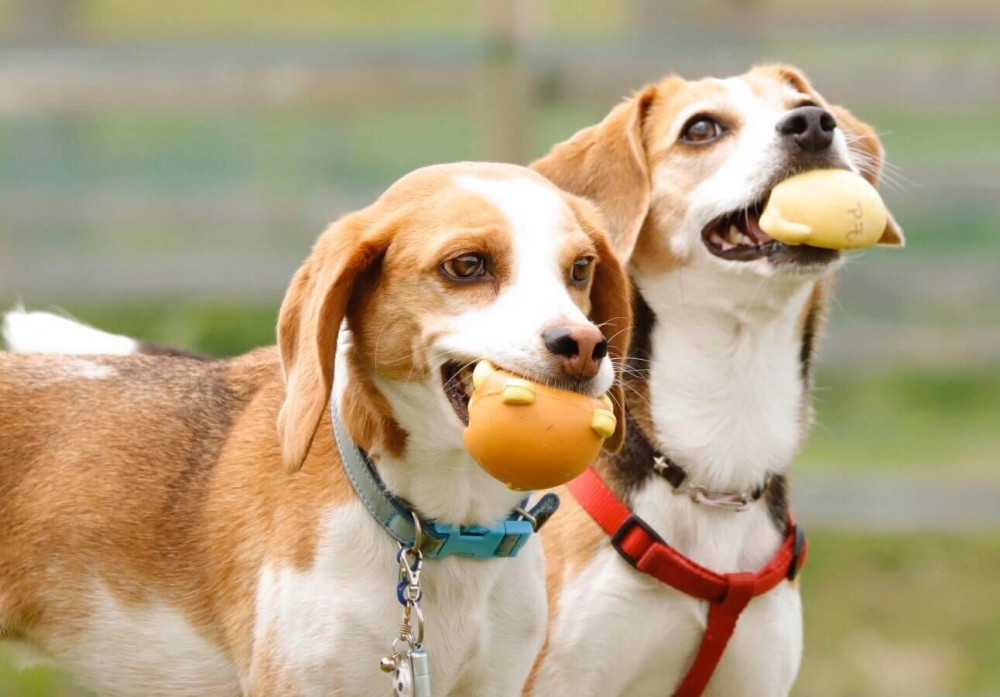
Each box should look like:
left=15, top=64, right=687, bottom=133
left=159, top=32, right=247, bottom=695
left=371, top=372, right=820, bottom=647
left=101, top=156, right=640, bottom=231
left=392, top=646, right=431, bottom=697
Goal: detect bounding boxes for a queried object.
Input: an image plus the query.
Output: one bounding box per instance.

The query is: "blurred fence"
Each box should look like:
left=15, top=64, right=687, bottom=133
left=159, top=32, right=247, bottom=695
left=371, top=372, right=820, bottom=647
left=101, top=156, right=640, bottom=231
left=2, top=0, right=1000, bottom=372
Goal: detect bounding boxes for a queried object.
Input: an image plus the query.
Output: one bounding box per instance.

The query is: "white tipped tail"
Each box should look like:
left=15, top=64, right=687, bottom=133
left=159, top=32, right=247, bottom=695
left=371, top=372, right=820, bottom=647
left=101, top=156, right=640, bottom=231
left=2, top=309, right=140, bottom=355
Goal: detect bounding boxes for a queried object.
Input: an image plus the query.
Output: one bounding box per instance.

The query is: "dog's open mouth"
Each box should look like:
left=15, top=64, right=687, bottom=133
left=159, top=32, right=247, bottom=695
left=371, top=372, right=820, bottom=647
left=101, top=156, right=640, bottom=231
left=441, top=361, right=475, bottom=426
left=702, top=191, right=840, bottom=266
left=703, top=197, right=778, bottom=261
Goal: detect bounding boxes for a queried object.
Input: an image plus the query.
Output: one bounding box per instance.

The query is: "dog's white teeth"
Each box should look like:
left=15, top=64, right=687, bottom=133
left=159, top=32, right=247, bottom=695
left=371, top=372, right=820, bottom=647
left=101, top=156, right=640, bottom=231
left=711, top=230, right=735, bottom=250
left=727, top=224, right=755, bottom=248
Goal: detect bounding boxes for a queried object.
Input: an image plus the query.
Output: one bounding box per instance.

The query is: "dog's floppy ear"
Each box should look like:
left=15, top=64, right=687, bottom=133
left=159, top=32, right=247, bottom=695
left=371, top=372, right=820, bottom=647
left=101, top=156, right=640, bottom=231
left=569, top=196, right=633, bottom=454
left=532, top=84, right=658, bottom=262
left=828, top=104, right=904, bottom=247
left=276, top=214, right=390, bottom=473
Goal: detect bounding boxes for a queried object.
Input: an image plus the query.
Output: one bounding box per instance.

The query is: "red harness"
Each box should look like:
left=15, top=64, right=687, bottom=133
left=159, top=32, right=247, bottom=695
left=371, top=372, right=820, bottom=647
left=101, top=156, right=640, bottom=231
left=567, top=467, right=807, bottom=697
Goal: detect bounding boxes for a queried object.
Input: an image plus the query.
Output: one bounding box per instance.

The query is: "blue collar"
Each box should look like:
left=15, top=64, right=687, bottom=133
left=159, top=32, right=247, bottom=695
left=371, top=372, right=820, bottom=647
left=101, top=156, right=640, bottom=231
left=330, top=400, right=559, bottom=559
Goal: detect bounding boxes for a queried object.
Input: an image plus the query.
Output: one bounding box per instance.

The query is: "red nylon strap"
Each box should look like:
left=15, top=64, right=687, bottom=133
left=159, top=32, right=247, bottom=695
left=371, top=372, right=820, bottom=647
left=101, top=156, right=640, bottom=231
left=673, top=572, right=755, bottom=697
left=567, top=467, right=633, bottom=535
left=568, top=468, right=807, bottom=697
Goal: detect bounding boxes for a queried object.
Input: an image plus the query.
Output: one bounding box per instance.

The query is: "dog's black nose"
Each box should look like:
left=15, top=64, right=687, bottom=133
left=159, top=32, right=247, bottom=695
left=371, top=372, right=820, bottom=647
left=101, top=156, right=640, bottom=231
left=777, top=106, right=837, bottom=153
left=543, top=325, right=608, bottom=379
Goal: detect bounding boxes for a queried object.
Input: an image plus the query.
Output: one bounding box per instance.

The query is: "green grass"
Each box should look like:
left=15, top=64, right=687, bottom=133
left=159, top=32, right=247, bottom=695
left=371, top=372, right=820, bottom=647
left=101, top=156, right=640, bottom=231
left=0, top=0, right=631, bottom=39
left=2, top=532, right=996, bottom=697
left=4, top=0, right=997, bottom=40
left=795, top=531, right=1000, bottom=697
left=0, top=661, right=91, bottom=697
left=801, top=367, right=1000, bottom=479
left=62, top=300, right=280, bottom=359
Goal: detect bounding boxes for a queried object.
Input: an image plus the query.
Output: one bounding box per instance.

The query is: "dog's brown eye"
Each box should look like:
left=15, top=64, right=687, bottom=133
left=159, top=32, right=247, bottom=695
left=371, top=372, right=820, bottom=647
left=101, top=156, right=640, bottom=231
left=569, top=257, right=595, bottom=286
left=681, top=116, right=723, bottom=144
left=442, top=254, right=488, bottom=281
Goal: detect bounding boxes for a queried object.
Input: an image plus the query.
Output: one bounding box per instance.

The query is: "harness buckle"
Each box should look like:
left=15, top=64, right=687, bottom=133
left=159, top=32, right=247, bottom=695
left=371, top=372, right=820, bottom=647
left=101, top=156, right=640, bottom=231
left=610, top=514, right=666, bottom=568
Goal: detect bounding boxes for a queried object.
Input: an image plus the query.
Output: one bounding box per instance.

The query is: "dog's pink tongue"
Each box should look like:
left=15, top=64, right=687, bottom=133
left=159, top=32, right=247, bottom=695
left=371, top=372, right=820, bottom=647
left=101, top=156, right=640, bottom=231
left=745, top=212, right=774, bottom=246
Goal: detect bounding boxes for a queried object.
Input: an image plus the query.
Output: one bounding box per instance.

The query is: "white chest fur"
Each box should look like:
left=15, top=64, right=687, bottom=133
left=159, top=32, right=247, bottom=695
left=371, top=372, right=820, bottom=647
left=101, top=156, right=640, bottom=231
left=530, top=269, right=814, bottom=697
left=636, top=267, right=813, bottom=495
left=22, top=582, right=242, bottom=697
left=246, top=336, right=547, bottom=695
left=252, top=500, right=546, bottom=697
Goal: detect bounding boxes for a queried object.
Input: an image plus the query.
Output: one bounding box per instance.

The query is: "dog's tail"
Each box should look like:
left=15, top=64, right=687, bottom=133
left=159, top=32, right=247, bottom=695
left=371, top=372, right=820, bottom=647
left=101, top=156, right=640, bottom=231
left=2, top=308, right=206, bottom=359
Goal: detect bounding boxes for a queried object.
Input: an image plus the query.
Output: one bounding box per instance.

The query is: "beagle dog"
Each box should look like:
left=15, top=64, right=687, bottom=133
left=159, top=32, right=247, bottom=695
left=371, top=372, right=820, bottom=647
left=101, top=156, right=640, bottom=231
left=2, top=64, right=902, bottom=697
left=0, top=162, right=631, bottom=696
left=525, top=65, right=903, bottom=696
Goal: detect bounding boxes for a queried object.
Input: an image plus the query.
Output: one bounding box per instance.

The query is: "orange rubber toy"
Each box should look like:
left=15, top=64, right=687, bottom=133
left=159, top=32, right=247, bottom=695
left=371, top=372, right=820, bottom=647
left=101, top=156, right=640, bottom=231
left=463, top=360, right=616, bottom=491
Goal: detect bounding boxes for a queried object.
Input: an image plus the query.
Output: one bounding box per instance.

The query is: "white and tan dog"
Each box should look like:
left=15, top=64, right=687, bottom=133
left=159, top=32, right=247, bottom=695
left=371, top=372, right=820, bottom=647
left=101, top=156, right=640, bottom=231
left=3, top=64, right=903, bottom=697
left=0, top=162, right=631, bottom=696
left=525, top=64, right=903, bottom=696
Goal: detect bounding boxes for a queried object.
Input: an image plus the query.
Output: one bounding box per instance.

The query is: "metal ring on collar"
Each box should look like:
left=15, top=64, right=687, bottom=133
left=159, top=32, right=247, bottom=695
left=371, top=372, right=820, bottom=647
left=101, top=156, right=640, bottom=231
left=408, top=510, right=424, bottom=551
left=513, top=506, right=538, bottom=531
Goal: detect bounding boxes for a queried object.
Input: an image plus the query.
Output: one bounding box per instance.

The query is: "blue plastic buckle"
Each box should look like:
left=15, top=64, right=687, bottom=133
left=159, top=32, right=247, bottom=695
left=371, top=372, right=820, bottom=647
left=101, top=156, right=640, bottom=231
left=423, top=519, right=534, bottom=559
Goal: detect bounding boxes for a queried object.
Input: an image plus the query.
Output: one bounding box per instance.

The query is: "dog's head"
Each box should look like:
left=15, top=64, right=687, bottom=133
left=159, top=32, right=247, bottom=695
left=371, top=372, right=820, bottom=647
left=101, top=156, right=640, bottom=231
left=534, top=64, right=903, bottom=286
left=276, top=162, right=631, bottom=473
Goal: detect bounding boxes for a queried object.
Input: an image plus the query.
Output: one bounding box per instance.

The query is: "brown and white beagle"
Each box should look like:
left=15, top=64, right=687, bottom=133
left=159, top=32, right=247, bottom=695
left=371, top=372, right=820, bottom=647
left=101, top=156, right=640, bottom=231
left=3, top=64, right=903, bottom=697
left=525, top=64, right=903, bottom=696
left=0, top=162, right=631, bottom=696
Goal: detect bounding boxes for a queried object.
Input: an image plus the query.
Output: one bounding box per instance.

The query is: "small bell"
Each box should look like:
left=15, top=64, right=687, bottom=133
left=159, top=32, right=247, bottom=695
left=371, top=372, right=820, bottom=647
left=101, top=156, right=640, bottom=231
left=379, top=656, right=397, bottom=673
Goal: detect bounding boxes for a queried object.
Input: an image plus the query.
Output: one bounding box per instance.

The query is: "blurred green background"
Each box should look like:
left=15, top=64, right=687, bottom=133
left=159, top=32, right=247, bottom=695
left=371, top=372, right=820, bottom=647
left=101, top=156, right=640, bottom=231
left=1, top=1, right=998, bottom=696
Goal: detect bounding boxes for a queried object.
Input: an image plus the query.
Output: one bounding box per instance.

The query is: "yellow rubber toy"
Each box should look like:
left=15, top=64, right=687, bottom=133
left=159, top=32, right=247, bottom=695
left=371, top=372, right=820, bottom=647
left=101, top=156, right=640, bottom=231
left=758, top=169, right=888, bottom=250
left=463, top=360, right=616, bottom=491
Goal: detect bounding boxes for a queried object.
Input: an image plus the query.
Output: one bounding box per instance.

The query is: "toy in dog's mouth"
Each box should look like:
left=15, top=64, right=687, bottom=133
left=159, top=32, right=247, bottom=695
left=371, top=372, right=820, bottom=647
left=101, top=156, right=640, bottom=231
left=461, top=360, right=617, bottom=491
left=442, top=360, right=603, bottom=427
left=702, top=189, right=840, bottom=266
left=441, top=361, right=476, bottom=426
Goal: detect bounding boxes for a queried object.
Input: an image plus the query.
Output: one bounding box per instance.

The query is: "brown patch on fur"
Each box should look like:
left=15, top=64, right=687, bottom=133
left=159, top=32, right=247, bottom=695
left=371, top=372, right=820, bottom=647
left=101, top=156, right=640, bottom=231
left=0, top=351, right=287, bottom=660
left=136, top=341, right=210, bottom=360
left=340, top=347, right=409, bottom=456
left=533, top=84, right=659, bottom=261
left=632, top=75, right=757, bottom=275
left=744, top=64, right=818, bottom=103
left=276, top=214, right=395, bottom=473
left=564, top=195, right=633, bottom=452
left=0, top=349, right=360, bottom=674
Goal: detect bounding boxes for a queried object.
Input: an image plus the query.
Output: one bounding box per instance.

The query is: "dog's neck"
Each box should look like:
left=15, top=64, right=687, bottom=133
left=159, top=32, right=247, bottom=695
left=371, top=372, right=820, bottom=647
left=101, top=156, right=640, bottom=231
left=625, top=264, right=820, bottom=497
left=333, top=331, right=525, bottom=527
